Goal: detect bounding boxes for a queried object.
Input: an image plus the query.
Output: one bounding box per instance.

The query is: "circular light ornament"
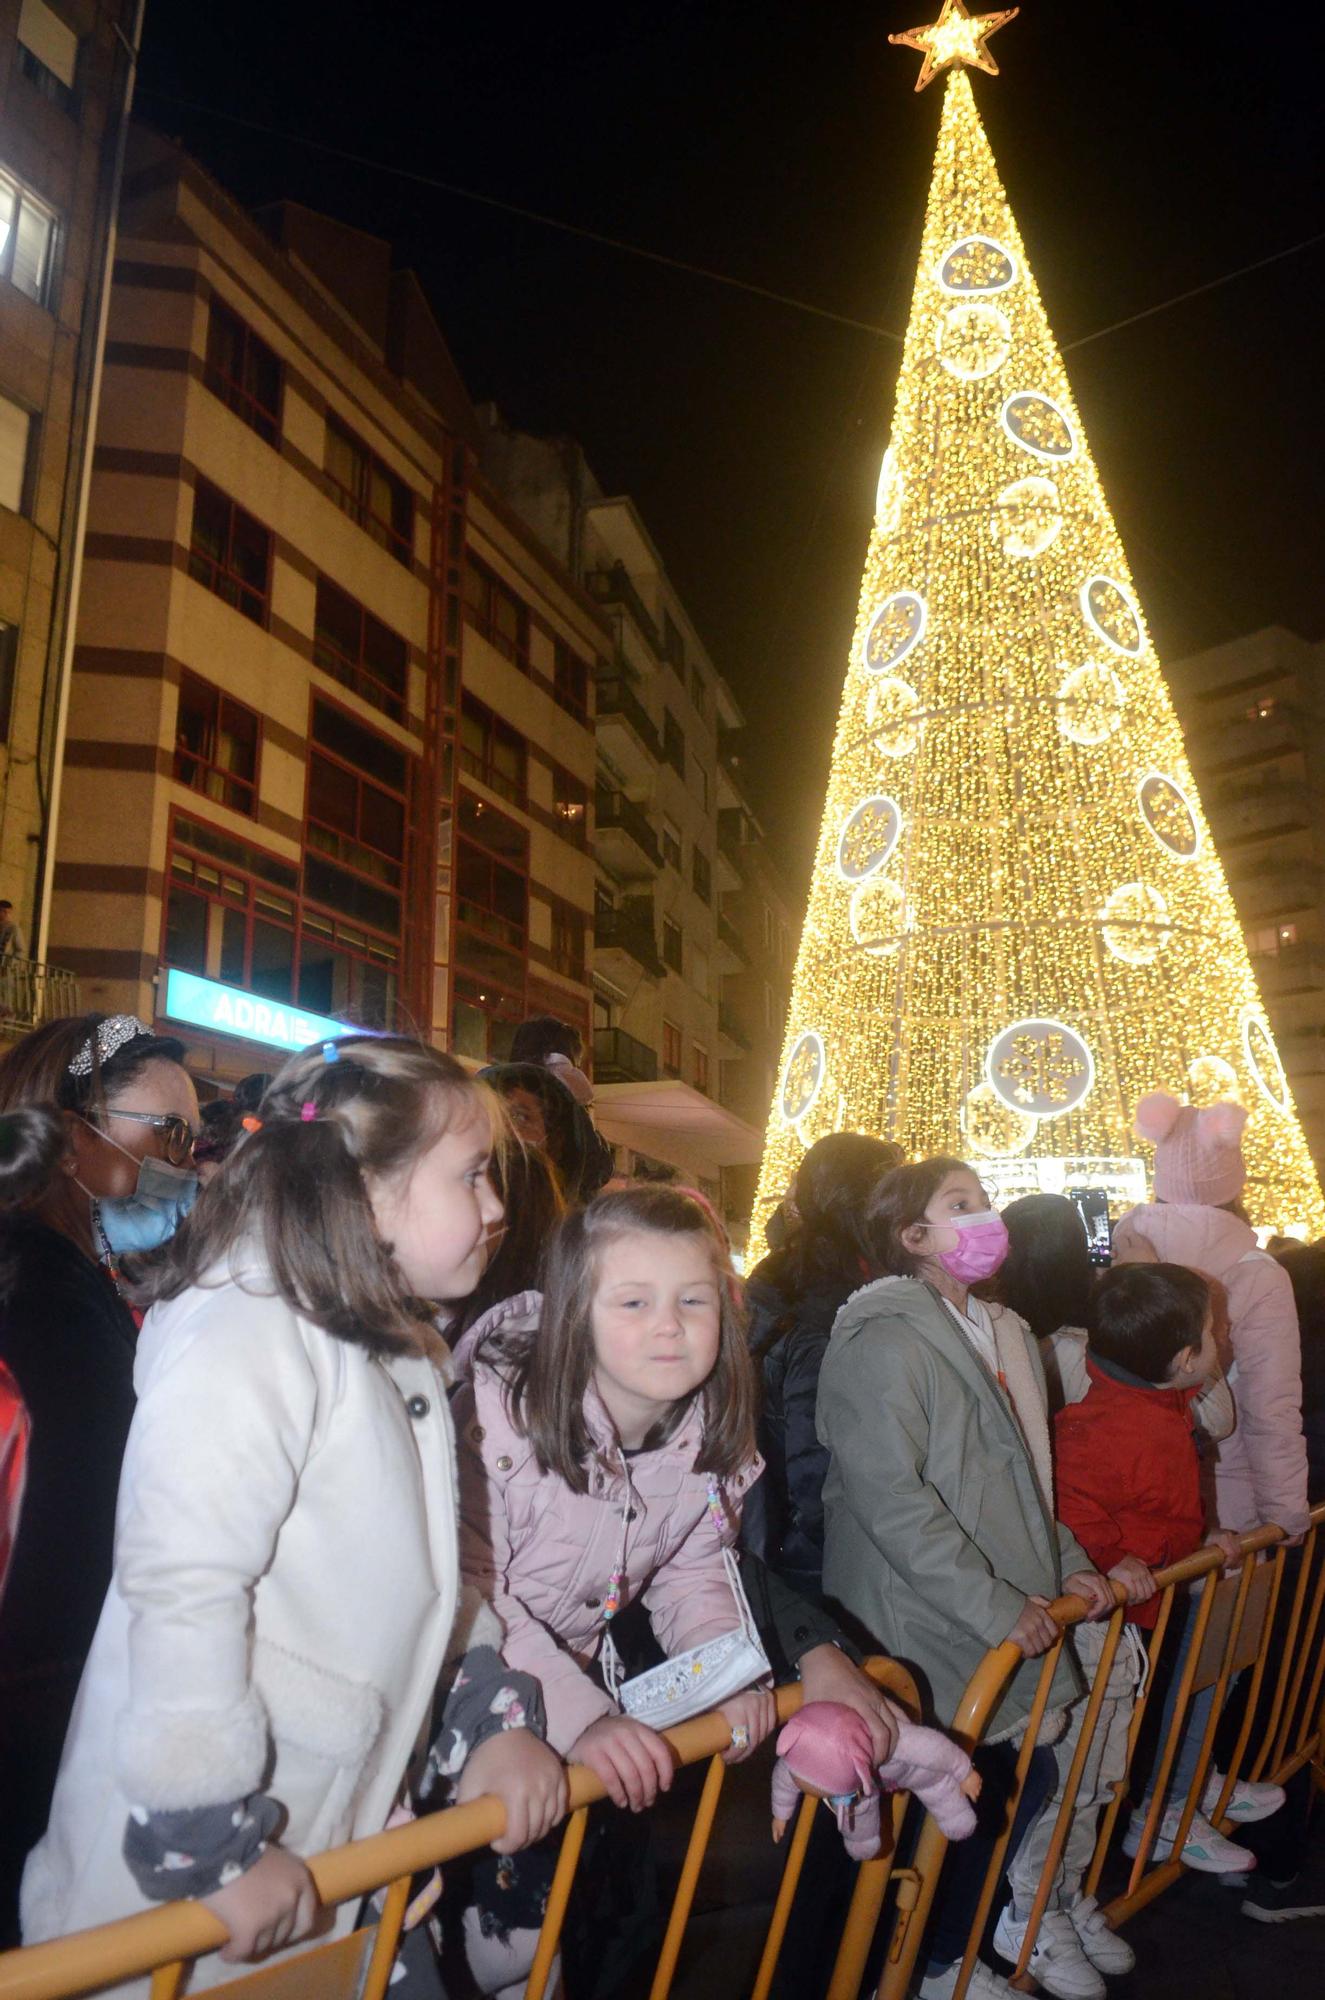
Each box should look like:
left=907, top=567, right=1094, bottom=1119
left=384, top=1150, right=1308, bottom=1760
left=1001, top=390, right=1077, bottom=462
left=1056, top=662, right=1127, bottom=746
left=780, top=1030, right=827, bottom=1131
left=864, top=676, right=924, bottom=759
left=994, top=475, right=1063, bottom=559
left=937, top=302, right=1013, bottom=381
left=1098, top=882, right=1172, bottom=966
left=1240, top=1007, right=1291, bottom=1116
left=875, top=445, right=903, bottom=536
left=1187, top=1054, right=1242, bottom=1109
left=936, top=235, right=1017, bottom=295
left=961, top=1080, right=1036, bottom=1159
left=986, top=1017, right=1095, bottom=1119
left=1082, top=574, right=1144, bottom=658
left=849, top=875, right=907, bottom=958
left=1138, top=770, right=1201, bottom=863
left=836, top=796, right=902, bottom=883
left=859, top=591, right=927, bottom=674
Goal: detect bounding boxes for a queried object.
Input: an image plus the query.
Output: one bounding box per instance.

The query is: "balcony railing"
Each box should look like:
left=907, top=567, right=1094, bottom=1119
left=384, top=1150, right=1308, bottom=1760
left=1211, top=780, right=1311, bottom=840
left=718, top=1002, right=751, bottom=1051
left=1250, top=942, right=1325, bottom=997
left=1229, top=862, right=1322, bottom=921
left=596, top=675, right=661, bottom=761
left=0, top=956, right=80, bottom=1035
left=1189, top=706, right=1302, bottom=772
left=592, top=1025, right=659, bottom=1084
left=594, top=789, right=661, bottom=868
left=585, top=562, right=661, bottom=652
left=718, top=911, right=749, bottom=964
left=595, top=898, right=666, bottom=978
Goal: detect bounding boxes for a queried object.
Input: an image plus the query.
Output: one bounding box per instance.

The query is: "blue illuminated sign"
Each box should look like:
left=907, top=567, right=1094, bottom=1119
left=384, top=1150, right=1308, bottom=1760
left=163, top=969, right=350, bottom=1054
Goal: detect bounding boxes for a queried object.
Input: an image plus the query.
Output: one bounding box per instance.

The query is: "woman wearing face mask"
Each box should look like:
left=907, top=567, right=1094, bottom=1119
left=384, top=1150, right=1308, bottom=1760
left=0, top=1012, right=198, bottom=1944
left=816, top=1157, right=1113, bottom=2000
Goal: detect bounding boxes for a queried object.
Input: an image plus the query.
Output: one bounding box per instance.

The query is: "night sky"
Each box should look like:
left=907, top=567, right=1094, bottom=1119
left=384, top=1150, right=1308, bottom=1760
left=135, top=1, right=1325, bottom=883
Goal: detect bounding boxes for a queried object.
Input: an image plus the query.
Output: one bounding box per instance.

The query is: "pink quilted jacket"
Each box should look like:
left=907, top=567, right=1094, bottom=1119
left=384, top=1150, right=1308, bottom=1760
left=1114, top=1203, right=1309, bottom=1537
left=454, top=1353, right=763, bottom=1754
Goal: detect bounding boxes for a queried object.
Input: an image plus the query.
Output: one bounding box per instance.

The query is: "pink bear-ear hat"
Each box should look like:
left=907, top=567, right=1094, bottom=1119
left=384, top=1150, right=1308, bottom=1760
left=1134, top=1088, right=1248, bottom=1207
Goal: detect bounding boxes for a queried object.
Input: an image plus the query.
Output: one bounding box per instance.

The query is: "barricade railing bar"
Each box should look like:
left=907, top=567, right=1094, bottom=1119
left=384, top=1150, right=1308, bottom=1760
left=0, top=1504, right=1321, bottom=2000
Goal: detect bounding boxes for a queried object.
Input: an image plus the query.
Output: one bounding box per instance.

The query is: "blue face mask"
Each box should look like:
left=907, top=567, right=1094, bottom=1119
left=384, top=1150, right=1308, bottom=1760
left=96, top=1154, right=198, bottom=1256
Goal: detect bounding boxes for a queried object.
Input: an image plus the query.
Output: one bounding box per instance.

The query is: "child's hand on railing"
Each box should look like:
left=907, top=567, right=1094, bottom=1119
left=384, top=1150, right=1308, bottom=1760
left=200, top=1845, right=319, bottom=1963
left=1006, top=1594, right=1060, bottom=1657
left=718, top=1686, right=779, bottom=1764
left=455, top=1728, right=570, bottom=1854
left=1063, top=1569, right=1117, bottom=1620
left=1205, top=1529, right=1244, bottom=1575
left=1107, top=1555, right=1158, bottom=1606
left=569, top=1714, right=675, bottom=1811
left=797, top=1643, right=901, bottom=1765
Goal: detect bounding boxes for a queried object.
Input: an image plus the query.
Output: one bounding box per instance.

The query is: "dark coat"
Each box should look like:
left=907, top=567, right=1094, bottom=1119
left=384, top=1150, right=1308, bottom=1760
left=742, top=1250, right=860, bottom=1603
left=0, top=1217, right=137, bottom=1945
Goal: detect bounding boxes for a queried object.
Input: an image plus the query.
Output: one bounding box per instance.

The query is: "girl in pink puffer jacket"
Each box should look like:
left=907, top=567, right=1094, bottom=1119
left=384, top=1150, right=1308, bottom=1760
left=452, top=1185, right=775, bottom=1996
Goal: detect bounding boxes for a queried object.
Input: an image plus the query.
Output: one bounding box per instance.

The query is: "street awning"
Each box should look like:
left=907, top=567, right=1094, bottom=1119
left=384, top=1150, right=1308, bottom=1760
left=592, top=1079, right=764, bottom=1174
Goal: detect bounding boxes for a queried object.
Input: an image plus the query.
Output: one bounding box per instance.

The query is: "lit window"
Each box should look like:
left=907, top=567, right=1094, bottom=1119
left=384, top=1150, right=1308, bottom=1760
left=0, top=165, right=57, bottom=305
left=188, top=480, right=271, bottom=625
left=174, top=671, right=260, bottom=817
left=552, top=765, right=588, bottom=847
left=204, top=300, right=281, bottom=445
left=0, top=396, right=32, bottom=514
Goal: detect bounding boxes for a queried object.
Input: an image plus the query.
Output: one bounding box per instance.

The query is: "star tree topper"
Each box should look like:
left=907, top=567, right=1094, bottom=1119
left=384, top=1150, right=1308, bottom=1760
left=889, top=0, right=1019, bottom=91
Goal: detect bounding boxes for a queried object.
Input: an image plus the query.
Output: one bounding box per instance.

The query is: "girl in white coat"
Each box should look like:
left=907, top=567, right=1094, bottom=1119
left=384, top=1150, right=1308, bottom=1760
left=23, top=1036, right=567, bottom=1989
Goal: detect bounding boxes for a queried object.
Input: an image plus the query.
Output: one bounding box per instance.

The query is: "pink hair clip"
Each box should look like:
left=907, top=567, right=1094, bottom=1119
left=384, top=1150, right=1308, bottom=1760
left=300, top=1101, right=318, bottom=1123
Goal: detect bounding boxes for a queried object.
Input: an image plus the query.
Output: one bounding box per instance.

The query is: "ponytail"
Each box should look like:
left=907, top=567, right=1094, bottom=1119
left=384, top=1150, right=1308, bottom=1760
left=0, top=1106, right=65, bottom=1212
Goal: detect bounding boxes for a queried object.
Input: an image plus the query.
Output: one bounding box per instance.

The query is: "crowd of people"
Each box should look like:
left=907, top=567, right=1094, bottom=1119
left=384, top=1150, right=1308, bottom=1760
left=0, top=1011, right=1320, bottom=2000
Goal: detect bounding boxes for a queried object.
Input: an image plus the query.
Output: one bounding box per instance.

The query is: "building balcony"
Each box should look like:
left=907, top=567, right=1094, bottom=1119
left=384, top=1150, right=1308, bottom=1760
left=716, top=911, right=749, bottom=969
left=718, top=1002, right=751, bottom=1052
left=1250, top=942, right=1325, bottom=999
left=0, top=958, right=81, bottom=1040
left=596, top=673, right=661, bottom=785
left=1209, top=781, right=1312, bottom=842
left=585, top=564, right=661, bottom=653
left=1280, top=1027, right=1325, bottom=1078
left=593, top=1025, right=659, bottom=1085
left=1228, top=862, right=1322, bottom=921
left=595, top=896, right=666, bottom=979
left=1189, top=706, right=1303, bottom=774
left=595, top=789, right=660, bottom=878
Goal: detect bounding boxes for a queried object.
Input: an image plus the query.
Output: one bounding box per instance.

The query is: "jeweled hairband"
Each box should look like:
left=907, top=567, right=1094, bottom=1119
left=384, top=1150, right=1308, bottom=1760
left=66, top=1014, right=153, bottom=1079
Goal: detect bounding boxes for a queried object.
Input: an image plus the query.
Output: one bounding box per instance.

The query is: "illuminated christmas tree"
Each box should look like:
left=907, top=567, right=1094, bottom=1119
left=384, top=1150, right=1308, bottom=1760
left=755, top=7, right=1325, bottom=1239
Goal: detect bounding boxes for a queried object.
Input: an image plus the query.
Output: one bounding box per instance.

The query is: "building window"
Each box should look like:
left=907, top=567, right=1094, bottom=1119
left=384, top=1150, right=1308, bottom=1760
left=1246, top=697, right=1278, bottom=721
left=204, top=299, right=281, bottom=446
left=662, top=1018, right=682, bottom=1077
left=553, top=638, right=590, bottom=724
left=453, top=791, right=529, bottom=1056
left=0, top=165, right=57, bottom=305
left=462, top=555, right=528, bottom=670
left=306, top=697, right=408, bottom=926
left=162, top=814, right=299, bottom=1005
left=695, top=763, right=710, bottom=812
left=459, top=693, right=526, bottom=807
left=188, top=479, right=271, bottom=626
left=174, top=671, right=260, bottom=817
left=552, top=764, right=588, bottom=847
left=693, top=1044, right=710, bottom=1094
left=662, top=610, right=685, bottom=673
left=325, top=414, right=413, bottom=565
left=688, top=664, right=707, bottom=717
left=661, top=817, right=682, bottom=871
left=17, top=2, right=77, bottom=110
left=0, top=396, right=33, bottom=515
left=313, top=575, right=408, bottom=724
left=549, top=898, right=586, bottom=982
left=662, top=709, right=686, bottom=777
left=691, top=943, right=710, bottom=1001
left=0, top=622, right=17, bottom=743
left=1247, top=922, right=1299, bottom=956
left=691, top=847, right=712, bottom=905
left=662, top=916, right=683, bottom=974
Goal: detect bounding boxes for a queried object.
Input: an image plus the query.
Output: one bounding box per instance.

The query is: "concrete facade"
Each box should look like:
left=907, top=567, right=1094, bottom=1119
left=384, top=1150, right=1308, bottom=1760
left=1169, top=626, right=1325, bottom=1170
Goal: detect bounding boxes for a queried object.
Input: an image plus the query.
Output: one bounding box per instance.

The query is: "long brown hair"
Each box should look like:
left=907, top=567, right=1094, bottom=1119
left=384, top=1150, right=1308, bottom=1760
left=860, top=1154, right=970, bottom=1277
left=132, top=1036, right=494, bottom=1356
left=508, top=1183, right=756, bottom=1493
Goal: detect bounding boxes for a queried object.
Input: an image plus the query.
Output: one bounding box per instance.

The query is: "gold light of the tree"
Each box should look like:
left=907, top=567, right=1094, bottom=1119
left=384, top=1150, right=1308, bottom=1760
left=890, top=0, right=1020, bottom=93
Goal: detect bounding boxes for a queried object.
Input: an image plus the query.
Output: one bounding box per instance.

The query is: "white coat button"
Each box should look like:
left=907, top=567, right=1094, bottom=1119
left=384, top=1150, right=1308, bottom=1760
left=407, top=1395, right=430, bottom=1419
left=496, top=1454, right=513, bottom=1471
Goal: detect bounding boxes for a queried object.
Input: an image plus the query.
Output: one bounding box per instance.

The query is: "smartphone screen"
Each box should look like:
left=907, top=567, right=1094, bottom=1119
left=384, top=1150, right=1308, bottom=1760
left=1066, top=1185, right=1113, bottom=1267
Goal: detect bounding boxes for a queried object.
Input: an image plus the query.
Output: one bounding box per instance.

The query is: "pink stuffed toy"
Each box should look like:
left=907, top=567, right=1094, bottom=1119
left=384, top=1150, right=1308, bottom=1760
left=770, top=1701, right=981, bottom=1859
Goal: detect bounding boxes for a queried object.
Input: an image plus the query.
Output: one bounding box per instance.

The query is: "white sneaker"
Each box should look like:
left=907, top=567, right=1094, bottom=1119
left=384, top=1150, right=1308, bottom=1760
left=1122, top=1804, right=1256, bottom=1873
left=992, top=1906, right=1105, bottom=2000
left=1067, top=1895, right=1136, bottom=1976
left=1203, top=1770, right=1287, bottom=1823
left=915, top=1957, right=1017, bottom=1998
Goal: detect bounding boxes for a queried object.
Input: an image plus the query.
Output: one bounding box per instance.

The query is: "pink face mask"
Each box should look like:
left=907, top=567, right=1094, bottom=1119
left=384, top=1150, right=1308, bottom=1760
left=923, top=1209, right=1009, bottom=1282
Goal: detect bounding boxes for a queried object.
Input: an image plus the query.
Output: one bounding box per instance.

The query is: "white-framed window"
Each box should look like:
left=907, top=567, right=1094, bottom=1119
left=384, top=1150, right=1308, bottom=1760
left=18, top=0, right=78, bottom=107
left=0, top=166, right=57, bottom=305
left=0, top=396, right=32, bottom=514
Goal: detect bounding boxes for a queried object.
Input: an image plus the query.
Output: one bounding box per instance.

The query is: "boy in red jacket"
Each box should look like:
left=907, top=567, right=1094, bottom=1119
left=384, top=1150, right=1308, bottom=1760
left=998, top=1265, right=1278, bottom=2000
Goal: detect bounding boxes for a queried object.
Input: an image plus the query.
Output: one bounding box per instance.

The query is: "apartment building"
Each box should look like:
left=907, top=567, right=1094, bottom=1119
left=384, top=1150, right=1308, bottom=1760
left=479, top=412, right=780, bottom=1226
left=1169, top=626, right=1325, bottom=1170
left=49, top=129, right=602, bottom=1088
left=0, top=0, right=138, bottom=1026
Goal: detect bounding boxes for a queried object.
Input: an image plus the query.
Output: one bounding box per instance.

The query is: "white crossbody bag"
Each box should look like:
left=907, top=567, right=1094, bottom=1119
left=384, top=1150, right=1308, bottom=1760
left=602, top=1540, right=771, bottom=1730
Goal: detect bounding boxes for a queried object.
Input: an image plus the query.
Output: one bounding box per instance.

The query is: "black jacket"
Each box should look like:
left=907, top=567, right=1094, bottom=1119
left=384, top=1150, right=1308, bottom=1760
left=0, top=1217, right=137, bottom=1943
left=741, top=1251, right=863, bottom=1604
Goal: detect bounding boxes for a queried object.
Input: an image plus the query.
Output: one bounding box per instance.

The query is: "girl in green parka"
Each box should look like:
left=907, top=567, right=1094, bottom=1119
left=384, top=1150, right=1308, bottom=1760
left=816, top=1156, right=1113, bottom=2000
